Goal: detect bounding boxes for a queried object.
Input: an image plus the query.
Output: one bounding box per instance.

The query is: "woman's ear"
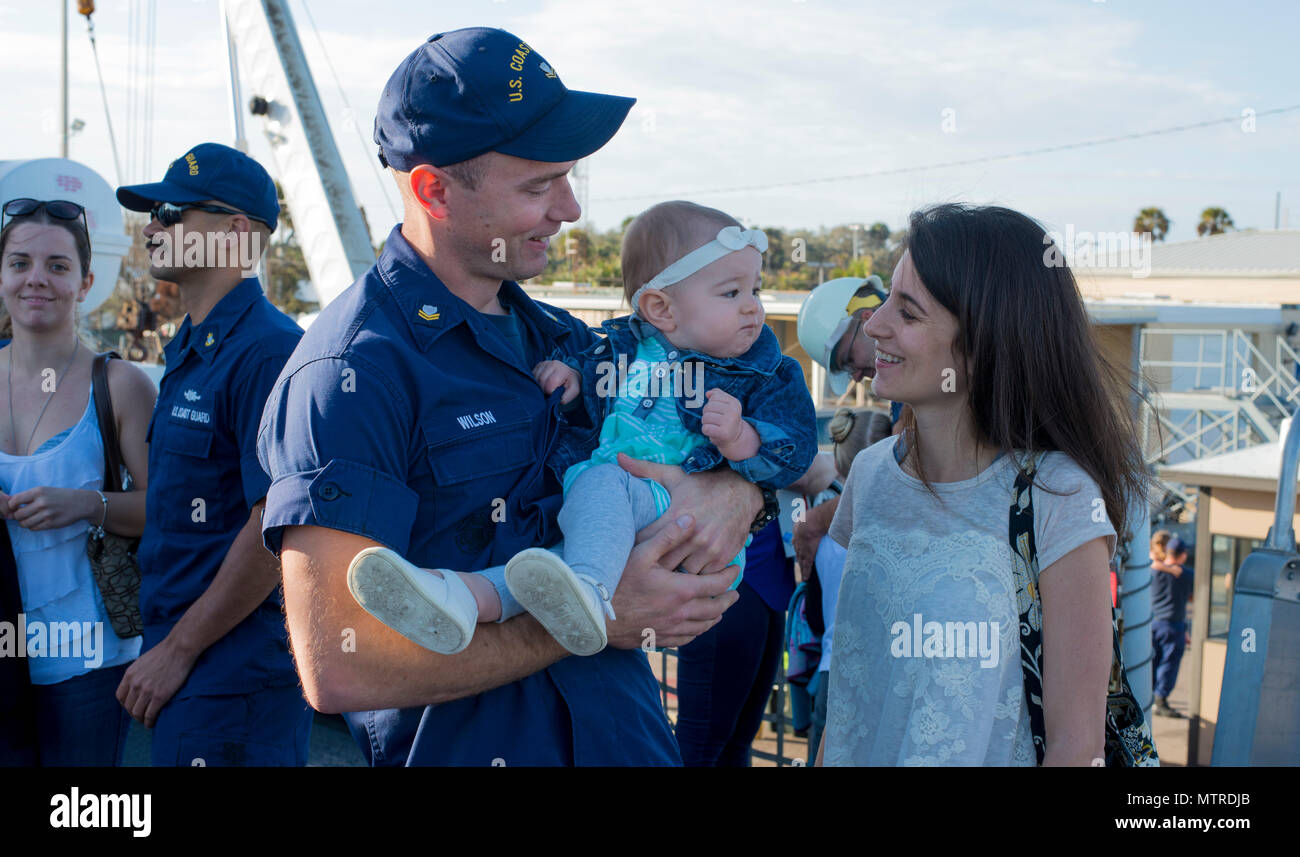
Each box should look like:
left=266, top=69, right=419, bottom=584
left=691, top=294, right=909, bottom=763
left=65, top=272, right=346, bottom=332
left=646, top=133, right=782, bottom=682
left=638, top=288, right=675, bottom=331
left=77, top=270, right=94, bottom=302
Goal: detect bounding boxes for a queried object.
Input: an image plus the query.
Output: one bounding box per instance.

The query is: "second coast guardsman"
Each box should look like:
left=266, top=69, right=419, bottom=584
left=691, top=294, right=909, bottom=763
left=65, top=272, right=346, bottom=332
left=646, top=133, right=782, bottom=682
left=113, top=143, right=311, bottom=766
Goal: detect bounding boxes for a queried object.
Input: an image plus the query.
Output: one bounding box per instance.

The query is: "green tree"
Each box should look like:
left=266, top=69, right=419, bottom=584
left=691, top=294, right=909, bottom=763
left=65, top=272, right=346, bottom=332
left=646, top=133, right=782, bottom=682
left=263, top=182, right=320, bottom=317
left=873, top=229, right=907, bottom=288
left=866, top=222, right=890, bottom=252
left=1197, top=207, right=1235, bottom=237
left=1132, top=207, right=1170, bottom=242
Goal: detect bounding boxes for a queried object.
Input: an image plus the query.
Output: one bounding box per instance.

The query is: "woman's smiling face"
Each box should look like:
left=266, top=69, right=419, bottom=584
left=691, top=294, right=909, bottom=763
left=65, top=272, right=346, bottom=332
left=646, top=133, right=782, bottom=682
left=864, top=249, right=963, bottom=408
left=1, top=222, right=91, bottom=334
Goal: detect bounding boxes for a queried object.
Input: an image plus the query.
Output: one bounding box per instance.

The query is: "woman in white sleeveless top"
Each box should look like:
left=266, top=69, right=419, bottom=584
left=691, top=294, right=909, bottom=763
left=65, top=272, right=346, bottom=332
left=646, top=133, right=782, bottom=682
left=817, top=204, right=1148, bottom=766
left=0, top=200, right=156, bottom=765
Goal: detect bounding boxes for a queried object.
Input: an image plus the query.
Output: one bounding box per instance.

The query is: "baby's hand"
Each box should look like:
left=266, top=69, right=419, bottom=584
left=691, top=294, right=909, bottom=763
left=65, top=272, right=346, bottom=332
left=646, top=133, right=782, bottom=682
left=533, top=360, right=581, bottom=404
left=701, top=388, right=759, bottom=460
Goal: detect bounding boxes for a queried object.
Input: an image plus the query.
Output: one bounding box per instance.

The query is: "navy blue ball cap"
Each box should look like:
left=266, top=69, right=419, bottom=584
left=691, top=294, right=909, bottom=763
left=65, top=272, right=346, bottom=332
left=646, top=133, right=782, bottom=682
left=375, top=28, right=635, bottom=171
left=116, top=143, right=280, bottom=231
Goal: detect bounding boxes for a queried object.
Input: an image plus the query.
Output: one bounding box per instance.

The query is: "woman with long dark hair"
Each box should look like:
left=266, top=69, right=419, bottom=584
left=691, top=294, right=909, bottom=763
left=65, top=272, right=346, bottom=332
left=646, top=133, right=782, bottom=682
left=817, top=203, right=1147, bottom=766
left=0, top=199, right=155, bottom=765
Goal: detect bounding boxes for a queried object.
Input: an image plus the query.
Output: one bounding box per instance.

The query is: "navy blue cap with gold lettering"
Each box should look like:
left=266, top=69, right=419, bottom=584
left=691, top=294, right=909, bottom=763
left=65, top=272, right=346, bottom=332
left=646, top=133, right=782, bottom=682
left=374, top=28, right=636, bottom=170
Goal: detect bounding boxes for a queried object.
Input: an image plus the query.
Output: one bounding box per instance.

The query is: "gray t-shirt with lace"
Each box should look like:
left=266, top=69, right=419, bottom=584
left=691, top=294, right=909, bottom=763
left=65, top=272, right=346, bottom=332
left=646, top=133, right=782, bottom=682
left=823, top=436, right=1115, bottom=766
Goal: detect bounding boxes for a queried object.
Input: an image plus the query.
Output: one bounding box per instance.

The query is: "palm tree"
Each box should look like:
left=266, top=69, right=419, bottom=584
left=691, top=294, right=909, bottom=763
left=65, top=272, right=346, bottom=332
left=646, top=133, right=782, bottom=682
left=1197, top=207, right=1235, bottom=237
left=1132, top=207, right=1170, bottom=242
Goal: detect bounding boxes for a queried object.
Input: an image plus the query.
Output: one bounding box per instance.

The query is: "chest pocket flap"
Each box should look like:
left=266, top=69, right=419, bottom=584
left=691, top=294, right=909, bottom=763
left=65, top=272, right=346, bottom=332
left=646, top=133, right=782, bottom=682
left=163, top=422, right=214, bottom=458
left=423, top=397, right=535, bottom=485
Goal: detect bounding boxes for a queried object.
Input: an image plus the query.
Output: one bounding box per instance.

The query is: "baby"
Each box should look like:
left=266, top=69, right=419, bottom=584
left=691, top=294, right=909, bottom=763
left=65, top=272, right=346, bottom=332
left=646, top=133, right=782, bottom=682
left=346, top=200, right=817, bottom=656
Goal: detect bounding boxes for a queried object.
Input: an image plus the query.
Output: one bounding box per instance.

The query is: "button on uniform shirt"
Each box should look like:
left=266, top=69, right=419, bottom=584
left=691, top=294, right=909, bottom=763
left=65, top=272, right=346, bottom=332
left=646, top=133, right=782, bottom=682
left=138, top=277, right=303, bottom=697
left=257, top=226, right=681, bottom=766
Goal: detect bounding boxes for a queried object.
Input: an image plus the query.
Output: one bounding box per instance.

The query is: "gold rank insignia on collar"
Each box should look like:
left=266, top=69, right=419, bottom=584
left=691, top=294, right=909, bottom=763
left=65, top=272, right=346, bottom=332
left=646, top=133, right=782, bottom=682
left=417, top=304, right=440, bottom=322
left=204, top=331, right=216, bottom=347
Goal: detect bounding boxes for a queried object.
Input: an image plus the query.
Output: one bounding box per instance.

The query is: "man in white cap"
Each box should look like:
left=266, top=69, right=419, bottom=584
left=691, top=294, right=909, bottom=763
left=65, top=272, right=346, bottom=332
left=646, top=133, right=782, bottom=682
left=791, top=275, right=893, bottom=573
left=797, top=275, right=889, bottom=398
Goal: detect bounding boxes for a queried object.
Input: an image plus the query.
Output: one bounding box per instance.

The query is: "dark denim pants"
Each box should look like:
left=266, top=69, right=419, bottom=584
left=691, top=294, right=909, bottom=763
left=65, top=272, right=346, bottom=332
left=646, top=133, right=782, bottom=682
left=675, top=581, right=785, bottom=767
left=1152, top=620, right=1187, bottom=699
left=32, top=662, right=132, bottom=766
left=807, top=670, right=830, bottom=763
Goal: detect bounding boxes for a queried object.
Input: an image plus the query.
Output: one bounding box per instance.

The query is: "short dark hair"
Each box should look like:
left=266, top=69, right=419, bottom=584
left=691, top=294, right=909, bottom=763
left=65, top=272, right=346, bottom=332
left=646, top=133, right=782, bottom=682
left=441, top=155, right=488, bottom=191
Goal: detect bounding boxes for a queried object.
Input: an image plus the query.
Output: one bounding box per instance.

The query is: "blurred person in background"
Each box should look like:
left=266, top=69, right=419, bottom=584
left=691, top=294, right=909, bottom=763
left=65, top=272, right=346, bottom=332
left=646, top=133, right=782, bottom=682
left=802, top=406, right=891, bottom=762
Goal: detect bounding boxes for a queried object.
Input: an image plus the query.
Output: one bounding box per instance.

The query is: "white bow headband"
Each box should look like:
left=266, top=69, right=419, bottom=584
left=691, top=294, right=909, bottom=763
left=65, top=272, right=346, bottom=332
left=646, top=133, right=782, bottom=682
left=631, top=225, right=768, bottom=317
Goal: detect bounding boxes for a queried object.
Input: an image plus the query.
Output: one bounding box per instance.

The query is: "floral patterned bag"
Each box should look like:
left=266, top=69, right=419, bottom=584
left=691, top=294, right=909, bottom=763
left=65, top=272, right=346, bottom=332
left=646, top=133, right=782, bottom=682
left=1008, top=453, right=1158, bottom=766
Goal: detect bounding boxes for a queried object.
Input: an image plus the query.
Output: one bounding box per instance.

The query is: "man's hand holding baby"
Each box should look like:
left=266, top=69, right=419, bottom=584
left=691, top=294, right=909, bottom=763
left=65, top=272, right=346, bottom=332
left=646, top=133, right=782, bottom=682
left=701, top=388, right=760, bottom=461
left=533, top=360, right=582, bottom=404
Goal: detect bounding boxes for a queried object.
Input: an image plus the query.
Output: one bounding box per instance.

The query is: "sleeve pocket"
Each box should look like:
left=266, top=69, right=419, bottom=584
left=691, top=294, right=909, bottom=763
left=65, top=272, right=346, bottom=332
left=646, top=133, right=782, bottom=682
left=306, top=459, right=420, bottom=554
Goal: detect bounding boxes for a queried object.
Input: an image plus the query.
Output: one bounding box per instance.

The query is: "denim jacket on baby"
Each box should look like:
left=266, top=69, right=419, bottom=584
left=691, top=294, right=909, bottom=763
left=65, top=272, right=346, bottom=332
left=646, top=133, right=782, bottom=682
left=548, top=314, right=818, bottom=490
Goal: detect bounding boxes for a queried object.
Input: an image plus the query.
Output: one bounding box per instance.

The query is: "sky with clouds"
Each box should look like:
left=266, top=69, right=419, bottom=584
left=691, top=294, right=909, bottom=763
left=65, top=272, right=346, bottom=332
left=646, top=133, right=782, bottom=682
left=2, top=0, right=1297, bottom=246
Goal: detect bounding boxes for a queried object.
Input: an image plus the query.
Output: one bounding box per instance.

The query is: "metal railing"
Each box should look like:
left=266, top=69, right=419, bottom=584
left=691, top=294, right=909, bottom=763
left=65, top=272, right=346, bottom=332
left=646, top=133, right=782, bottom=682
left=1138, top=329, right=1299, bottom=467
left=1139, top=328, right=1300, bottom=415
left=651, top=645, right=808, bottom=767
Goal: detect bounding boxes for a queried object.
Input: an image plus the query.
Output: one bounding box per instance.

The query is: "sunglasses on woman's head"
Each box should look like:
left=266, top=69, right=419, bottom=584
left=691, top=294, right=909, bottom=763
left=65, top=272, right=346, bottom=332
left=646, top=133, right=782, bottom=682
left=148, top=201, right=267, bottom=228
left=1, top=198, right=87, bottom=231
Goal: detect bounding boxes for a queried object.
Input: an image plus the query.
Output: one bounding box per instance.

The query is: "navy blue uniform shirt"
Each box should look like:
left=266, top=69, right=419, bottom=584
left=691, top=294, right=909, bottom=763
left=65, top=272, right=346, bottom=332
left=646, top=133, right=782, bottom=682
left=1152, top=560, right=1194, bottom=624
left=138, top=276, right=303, bottom=697
left=257, top=226, right=680, bottom=766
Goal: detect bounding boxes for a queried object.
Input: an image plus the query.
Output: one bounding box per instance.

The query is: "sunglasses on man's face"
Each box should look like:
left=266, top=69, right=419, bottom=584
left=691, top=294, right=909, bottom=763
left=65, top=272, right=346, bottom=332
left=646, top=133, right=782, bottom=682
left=148, top=201, right=266, bottom=228
left=833, top=316, right=869, bottom=374
left=1, top=198, right=88, bottom=232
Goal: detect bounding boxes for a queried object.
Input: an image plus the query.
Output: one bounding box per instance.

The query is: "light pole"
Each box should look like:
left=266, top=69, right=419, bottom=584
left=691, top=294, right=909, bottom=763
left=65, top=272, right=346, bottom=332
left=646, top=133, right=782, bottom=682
left=61, top=0, right=69, bottom=157
left=809, top=261, right=835, bottom=286
left=851, top=223, right=863, bottom=260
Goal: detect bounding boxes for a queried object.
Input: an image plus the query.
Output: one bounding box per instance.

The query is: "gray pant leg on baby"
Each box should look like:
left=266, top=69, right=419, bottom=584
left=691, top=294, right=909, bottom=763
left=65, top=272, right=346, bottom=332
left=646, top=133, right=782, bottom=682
left=557, top=462, right=663, bottom=602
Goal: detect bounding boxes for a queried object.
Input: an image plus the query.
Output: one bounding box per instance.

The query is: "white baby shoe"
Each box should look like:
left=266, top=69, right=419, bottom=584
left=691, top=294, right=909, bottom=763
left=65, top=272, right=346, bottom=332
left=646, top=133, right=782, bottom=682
left=347, top=547, right=479, bottom=655
left=504, top=548, right=615, bottom=656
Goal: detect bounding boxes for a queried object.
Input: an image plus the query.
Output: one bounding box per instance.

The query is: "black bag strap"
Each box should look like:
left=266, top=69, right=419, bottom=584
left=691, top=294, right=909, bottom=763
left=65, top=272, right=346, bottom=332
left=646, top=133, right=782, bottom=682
left=1008, top=452, right=1159, bottom=767
left=1008, top=453, right=1048, bottom=765
left=91, top=352, right=124, bottom=492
